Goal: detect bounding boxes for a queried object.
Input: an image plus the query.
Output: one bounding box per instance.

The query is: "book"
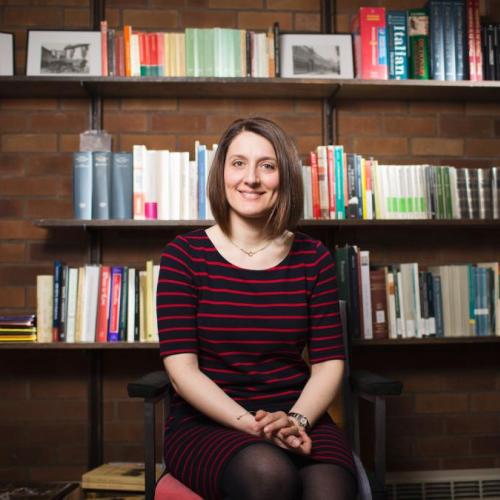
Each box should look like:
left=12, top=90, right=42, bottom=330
left=95, top=266, right=111, bottom=343
left=36, top=275, right=53, bottom=343
left=428, top=0, right=445, bottom=80
left=408, top=8, right=430, bottom=79
left=92, top=151, right=112, bottom=220
left=111, top=152, right=133, bottom=219
left=82, top=462, right=162, bottom=492
left=73, top=151, right=93, bottom=219
left=107, top=266, right=123, bottom=342
left=387, top=10, right=409, bottom=80
left=370, top=267, right=389, bottom=340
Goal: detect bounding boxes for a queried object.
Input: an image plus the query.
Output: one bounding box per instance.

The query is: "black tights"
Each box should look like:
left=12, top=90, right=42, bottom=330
left=221, top=443, right=357, bottom=500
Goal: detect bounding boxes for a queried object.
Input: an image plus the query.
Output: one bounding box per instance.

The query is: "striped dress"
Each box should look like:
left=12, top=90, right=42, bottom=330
left=157, top=229, right=355, bottom=499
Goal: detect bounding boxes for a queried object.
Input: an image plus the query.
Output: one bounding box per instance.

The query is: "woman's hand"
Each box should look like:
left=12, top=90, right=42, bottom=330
left=254, top=410, right=312, bottom=455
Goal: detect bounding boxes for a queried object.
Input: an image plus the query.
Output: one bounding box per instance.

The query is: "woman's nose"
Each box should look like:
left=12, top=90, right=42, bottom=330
left=243, top=165, right=259, bottom=185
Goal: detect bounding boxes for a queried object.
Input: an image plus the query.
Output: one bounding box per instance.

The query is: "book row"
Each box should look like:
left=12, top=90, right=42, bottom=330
left=337, top=245, right=500, bottom=341
left=355, top=2, right=500, bottom=81
left=36, top=262, right=160, bottom=343
left=0, top=315, right=36, bottom=342
left=101, top=22, right=279, bottom=78
left=73, top=145, right=500, bottom=221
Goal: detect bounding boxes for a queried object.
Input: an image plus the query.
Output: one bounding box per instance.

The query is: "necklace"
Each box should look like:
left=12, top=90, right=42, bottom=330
left=229, top=237, right=273, bottom=257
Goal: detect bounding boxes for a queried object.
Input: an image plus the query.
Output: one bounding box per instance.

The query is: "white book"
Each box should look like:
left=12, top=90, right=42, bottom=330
left=412, top=263, right=424, bottom=338
left=398, top=166, right=407, bottom=220
left=379, top=165, right=391, bottom=219
left=365, top=159, right=374, bottom=220
left=158, top=150, right=171, bottom=220
left=145, top=150, right=160, bottom=220
left=180, top=152, right=190, bottom=220
left=189, top=160, right=198, bottom=220
left=36, top=275, right=53, bottom=343
left=133, top=145, right=146, bottom=220
left=458, top=265, right=470, bottom=336
left=152, top=264, right=160, bottom=343
left=65, top=267, right=79, bottom=343
left=127, top=268, right=136, bottom=343
left=396, top=269, right=406, bottom=338
left=81, top=265, right=100, bottom=342
left=131, top=34, right=141, bottom=76
left=74, top=267, right=85, bottom=342
left=400, top=264, right=416, bottom=337
left=371, top=160, right=383, bottom=220
left=385, top=269, right=398, bottom=339
left=449, top=166, right=460, bottom=219
left=359, top=251, right=373, bottom=339
left=409, top=166, right=419, bottom=219
left=205, top=146, right=217, bottom=220
left=418, top=165, right=428, bottom=219
left=302, top=164, right=312, bottom=220
left=170, top=152, right=182, bottom=220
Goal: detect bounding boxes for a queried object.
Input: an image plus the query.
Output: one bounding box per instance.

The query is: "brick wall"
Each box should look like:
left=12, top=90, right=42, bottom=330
left=0, top=0, right=499, bottom=483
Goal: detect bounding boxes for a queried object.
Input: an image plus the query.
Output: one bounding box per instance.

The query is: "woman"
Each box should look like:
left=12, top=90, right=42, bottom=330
left=157, top=117, right=356, bottom=500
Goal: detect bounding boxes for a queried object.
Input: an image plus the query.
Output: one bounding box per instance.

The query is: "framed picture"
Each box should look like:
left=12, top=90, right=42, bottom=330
left=280, top=34, right=354, bottom=79
left=0, top=32, right=14, bottom=76
left=26, top=30, right=101, bottom=76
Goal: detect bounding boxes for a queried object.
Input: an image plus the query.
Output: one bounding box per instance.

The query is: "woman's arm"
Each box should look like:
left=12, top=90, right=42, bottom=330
left=164, top=352, right=261, bottom=436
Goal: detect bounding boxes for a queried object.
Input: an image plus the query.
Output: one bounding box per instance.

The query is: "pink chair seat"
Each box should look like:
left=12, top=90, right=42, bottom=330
left=154, top=472, right=203, bottom=500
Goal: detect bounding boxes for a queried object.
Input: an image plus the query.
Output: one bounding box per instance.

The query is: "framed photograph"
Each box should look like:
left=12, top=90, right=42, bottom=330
left=0, top=32, right=14, bottom=76
left=26, top=30, right=101, bottom=76
left=280, top=34, right=354, bottom=79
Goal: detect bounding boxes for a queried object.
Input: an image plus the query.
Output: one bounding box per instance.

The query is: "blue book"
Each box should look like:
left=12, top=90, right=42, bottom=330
left=452, top=0, right=467, bottom=80
left=334, top=146, right=345, bottom=220
left=432, top=274, right=444, bottom=337
left=387, top=10, right=409, bottom=79
left=73, top=151, right=93, bottom=219
left=443, top=1, right=457, bottom=80
left=92, top=151, right=112, bottom=220
left=52, top=260, right=64, bottom=342
left=107, top=266, right=124, bottom=342
left=111, top=152, right=133, bottom=219
left=197, top=144, right=207, bottom=219
left=428, top=0, right=445, bottom=80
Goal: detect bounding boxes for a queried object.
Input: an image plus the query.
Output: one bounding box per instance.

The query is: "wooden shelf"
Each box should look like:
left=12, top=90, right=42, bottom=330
left=33, top=218, right=500, bottom=229
left=0, top=342, right=158, bottom=349
left=352, top=336, right=500, bottom=347
left=1, top=76, right=500, bottom=101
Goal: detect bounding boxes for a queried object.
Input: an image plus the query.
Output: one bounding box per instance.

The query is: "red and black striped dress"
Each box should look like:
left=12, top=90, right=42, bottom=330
left=157, top=229, right=355, bottom=499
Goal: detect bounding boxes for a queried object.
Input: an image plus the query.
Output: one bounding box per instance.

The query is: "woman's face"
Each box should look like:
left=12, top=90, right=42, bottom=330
left=223, top=130, right=280, bottom=221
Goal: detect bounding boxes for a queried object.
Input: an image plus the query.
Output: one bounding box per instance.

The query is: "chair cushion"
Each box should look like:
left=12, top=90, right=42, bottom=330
left=155, top=473, right=203, bottom=500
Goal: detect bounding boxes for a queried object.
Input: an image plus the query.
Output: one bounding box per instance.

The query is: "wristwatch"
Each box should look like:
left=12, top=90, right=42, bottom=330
left=287, top=412, right=311, bottom=432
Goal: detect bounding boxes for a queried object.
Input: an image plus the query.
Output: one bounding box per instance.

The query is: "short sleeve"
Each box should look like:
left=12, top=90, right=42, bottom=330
left=157, top=236, right=198, bottom=358
left=308, top=243, right=345, bottom=364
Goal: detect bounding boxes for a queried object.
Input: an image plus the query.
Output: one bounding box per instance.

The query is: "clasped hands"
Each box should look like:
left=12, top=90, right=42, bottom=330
left=248, top=409, right=312, bottom=455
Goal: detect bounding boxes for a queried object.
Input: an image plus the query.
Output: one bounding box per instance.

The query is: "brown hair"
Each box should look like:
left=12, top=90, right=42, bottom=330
left=207, top=117, right=304, bottom=238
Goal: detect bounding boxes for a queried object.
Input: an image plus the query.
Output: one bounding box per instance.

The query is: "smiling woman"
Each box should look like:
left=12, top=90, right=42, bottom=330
left=156, top=117, right=357, bottom=500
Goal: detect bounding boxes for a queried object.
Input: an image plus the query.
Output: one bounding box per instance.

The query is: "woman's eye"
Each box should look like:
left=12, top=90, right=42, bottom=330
left=233, top=160, right=244, bottom=167
left=261, top=163, right=276, bottom=170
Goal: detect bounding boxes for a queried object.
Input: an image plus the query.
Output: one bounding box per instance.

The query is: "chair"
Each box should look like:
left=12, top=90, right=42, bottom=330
left=128, top=301, right=402, bottom=500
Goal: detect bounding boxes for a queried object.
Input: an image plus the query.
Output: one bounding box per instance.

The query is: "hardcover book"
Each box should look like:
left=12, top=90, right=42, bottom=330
left=387, top=10, right=409, bottom=79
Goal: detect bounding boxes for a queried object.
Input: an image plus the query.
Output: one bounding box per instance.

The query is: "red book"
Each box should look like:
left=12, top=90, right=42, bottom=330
left=95, top=266, right=111, bottom=343
left=473, top=0, right=483, bottom=80
left=351, top=7, right=388, bottom=80
left=107, top=267, right=122, bottom=342
left=149, top=32, right=158, bottom=75
left=309, top=151, right=321, bottom=219
left=100, top=20, right=108, bottom=76
left=139, top=32, right=147, bottom=76
left=327, top=145, right=336, bottom=219
left=467, top=0, right=477, bottom=80
left=123, top=25, right=132, bottom=77
left=115, top=32, right=125, bottom=77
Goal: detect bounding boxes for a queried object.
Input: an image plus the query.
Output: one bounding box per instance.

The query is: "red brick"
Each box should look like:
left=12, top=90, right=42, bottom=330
left=179, top=98, right=236, bottom=112
left=410, top=101, right=465, bottom=114
left=470, top=392, right=500, bottom=412
left=274, top=115, right=322, bottom=135
left=402, top=371, right=442, bottom=393
left=440, top=115, right=493, bottom=137
left=4, top=7, right=63, bottom=27
left=0, top=200, right=24, bottom=219
left=340, top=100, right=408, bottom=114
left=0, top=424, right=28, bottom=445
left=238, top=11, right=293, bottom=30
left=0, top=243, right=25, bottom=262
left=2, top=134, right=58, bottom=153
left=180, top=10, right=236, bottom=28
left=119, top=134, right=177, bottom=151
left=25, top=422, right=86, bottom=445
left=413, top=435, right=470, bottom=458
left=0, top=112, right=29, bottom=132
left=415, top=393, right=469, bottom=414
left=29, top=199, right=73, bottom=220
left=151, top=113, right=207, bottom=133
left=339, top=115, right=382, bottom=137
left=122, top=98, right=177, bottom=111
left=209, top=0, right=263, bottom=7
left=0, top=400, right=86, bottom=421
left=466, top=101, right=500, bottom=115
left=0, top=379, right=28, bottom=400
left=237, top=99, right=296, bottom=114
left=294, top=135, right=324, bottom=155
left=0, top=287, right=25, bottom=308
left=0, top=154, right=24, bottom=177
left=28, top=241, right=87, bottom=263
left=30, top=378, right=86, bottom=399
left=56, top=446, right=87, bottom=465
left=0, top=265, right=52, bottom=286
left=123, top=9, right=179, bottom=29
left=442, top=371, right=497, bottom=391
left=294, top=13, right=323, bottom=32
left=0, top=221, right=46, bottom=240
left=3, top=445, right=56, bottom=466
left=0, top=176, right=65, bottom=197
left=116, top=400, right=145, bottom=420
left=335, top=14, right=350, bottom=32
left=105, top=444, right=146, bottom=463
left=104, top=8, right=120, bottom=29
left=443, top=456, right=496, bottom=469
left=25, top=154, right=70, bottom=176
left=386, top=457, right=440, bottom=472
left=445, top=414, right=500, bottom=435
left=411, top=138, right=464, bottom=156
left=465, top=139, right=500, bottom=157
left=269, top=0, right=319, bottom=9
left=295, top=100, right=322, bottom=114
left=63, top=8, right=90, bottom=28
left=353, top=137, right=408, bottom=157
left=103, top=112, right=148, bottom=132
left=30, top=112, right=88, bottom=133
left=384, top=116, right=437, bottom=137
left=104, top=421, right=143, bottom=442
left=471, top=435, right=500, bottom=455
left=59, top=134, right=81, bottom=152
left=1, top=99, right=58, bottom=111
left=387, top=416, right=444, bottom=436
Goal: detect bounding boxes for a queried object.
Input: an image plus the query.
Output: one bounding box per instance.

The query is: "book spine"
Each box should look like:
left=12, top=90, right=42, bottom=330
left=387, top=10, right=409, bottom=79
left=409, top=9, right=430, bottom=79
left=124, top=25, right=132, bottom=77
left=58, top=265, right=68, bottom=342
left=443, top=1, right=457, bottom=80
left=467, top=0, right=477, bottom=80
left=197, top=145, right=207, bottom=219
left=92, top=151, right=112, bottom=220
left=454, top=0, right=467, bottom=79
left=107, top=29, right=115, bottom=76
left=37, top=275, right=54, bottom=343
left=95, top=266, right=111, bottom=343
left=334, top=146, right=346, bottom=220
left=309, top=151, right=321, bottom=219
left=346, top=154, right=358, bottom=219
left=273, top=22, right=280, bottom=77
left=100, top=20, right=108, bottom=76
left=73, top=151, right=93, bottom=219
left=111, top=152, right=133, bottom=219
left=133, top=145, right=146, bottom=220
left=473, top=0, right=483, bottom=80
left=429, top=1, right=445, bottom=80
left=316, top=146, right=329, bottom=219
left=370, top=267, right=389, bottom=340
left=107, top=266, right=123, bottom=342
left=326, top=145, right=336, bottom=219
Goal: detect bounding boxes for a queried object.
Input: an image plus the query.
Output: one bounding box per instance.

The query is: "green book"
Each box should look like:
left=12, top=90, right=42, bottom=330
left=185, top=28, right=195, bottom=77
left=442, top=166, right=453, bottom=218
left=408, top=8, right=430, bottom=79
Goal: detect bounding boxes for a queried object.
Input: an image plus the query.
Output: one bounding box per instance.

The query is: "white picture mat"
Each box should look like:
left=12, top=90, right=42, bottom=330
left=0, top=33, right=14, bottom=76
left=27, top=30, right=101, bottom=76
left=280, top=34, right=354, bottom=79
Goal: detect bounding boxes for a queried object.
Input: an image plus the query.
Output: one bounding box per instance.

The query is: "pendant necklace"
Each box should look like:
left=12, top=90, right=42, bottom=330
left=229, top=237, right=273, bottom=257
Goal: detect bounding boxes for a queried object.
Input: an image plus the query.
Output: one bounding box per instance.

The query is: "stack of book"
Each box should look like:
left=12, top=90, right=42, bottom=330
left=0, top=314, right=36, bottom=342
